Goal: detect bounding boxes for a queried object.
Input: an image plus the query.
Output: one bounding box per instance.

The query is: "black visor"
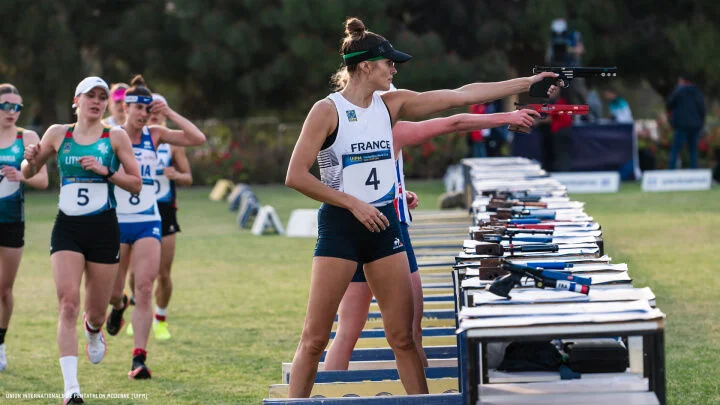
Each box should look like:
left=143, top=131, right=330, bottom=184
left=342, top=40, right=412, bottom=66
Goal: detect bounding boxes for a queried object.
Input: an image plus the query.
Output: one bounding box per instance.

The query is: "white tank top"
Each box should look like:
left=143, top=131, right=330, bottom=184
left=155, top=143, right=174, bottom=203
left=115, top=126, right=160, bottom=223
left=320, top=92, right=397, bottom=207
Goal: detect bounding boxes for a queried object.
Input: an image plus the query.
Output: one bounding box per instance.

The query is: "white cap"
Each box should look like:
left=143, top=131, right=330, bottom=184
left=152, top=93, right=167, bottom=104
left=551, top=18, right=567, bottom=33
left=72, top=76, right=110, bottom=108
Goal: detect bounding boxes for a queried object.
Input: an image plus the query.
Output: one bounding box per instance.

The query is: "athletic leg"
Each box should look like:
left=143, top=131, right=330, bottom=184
left=410, top=271, right=428, bottom=367
left=130, top=238, right=161, bottom=351
left=83, top=260, right=118, bottom=364
left=364, top=252, right=428, bottom=395
left=52, top=251, right=85, bottom=398
left=0, top=247, right=22, bottom=370
left=106, top=244, right=131, bottom=336
left=0, top=247, right=22, bottom=330
left=288, top=257, right=356, bottom=397
left=323, top=281, right=373, bottom=370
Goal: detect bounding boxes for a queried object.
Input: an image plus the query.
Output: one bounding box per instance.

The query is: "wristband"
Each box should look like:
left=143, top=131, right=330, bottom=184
left=103, top=167, right=116, bottom=180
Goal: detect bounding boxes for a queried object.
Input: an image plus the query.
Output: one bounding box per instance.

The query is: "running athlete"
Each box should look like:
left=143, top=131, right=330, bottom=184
left=0, top=83, right=49, bottom=372
left=285, top=17, right=558, bottom=397
left=125, top=93, right=193, bottom=340
left=104, top=76, right=205, bottom=380
left=150, top=93, right=192, bottom=340
left=22, top=76, right=142, bottom=405
left=103, top=83, right=129, bottom=127
left=324, top=101, right=539, bottom=370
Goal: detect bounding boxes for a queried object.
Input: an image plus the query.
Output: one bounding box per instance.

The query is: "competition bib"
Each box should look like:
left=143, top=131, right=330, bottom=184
left=0, top=175, right=20, bottom=199
left=155, top=170, right=171, bottom=202
left=116, top=179, right=157, bottom=215
left=342, top=150, right=396, bottom=205
left=59, top=178, right=109, bottom=216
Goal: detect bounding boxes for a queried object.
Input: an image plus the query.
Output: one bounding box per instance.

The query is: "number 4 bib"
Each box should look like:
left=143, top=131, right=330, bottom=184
left=342, top=150, right=396, bottom=206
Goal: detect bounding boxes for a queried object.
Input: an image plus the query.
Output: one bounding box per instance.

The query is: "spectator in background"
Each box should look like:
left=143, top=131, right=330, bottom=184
left=547, top=18, right=584, bottom=67
left=584, top=79, right=602, bottom=122
left=547, top=18, right=587, bottom=105
left=467, top=103, right=488, bottom=158
left=667, top=73, right=706, bottom=169
left=603, top=87, right=634, bottom=123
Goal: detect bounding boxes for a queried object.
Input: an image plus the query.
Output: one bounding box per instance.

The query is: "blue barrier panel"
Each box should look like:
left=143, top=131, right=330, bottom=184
left=331, top=327, right=455, bottom=339
left=312, top=367, right=457, bottom=383
left=320, top=346, right=457, bottom=362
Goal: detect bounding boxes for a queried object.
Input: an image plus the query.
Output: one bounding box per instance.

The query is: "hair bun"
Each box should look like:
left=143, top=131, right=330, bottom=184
left=130, top=74, right=146, bottom=87
left=344, top=17, right=366, bottom=38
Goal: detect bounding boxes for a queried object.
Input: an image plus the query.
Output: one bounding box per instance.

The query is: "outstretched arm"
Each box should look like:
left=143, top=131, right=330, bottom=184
left=393, top=110, right=539, bottom=153
left=384, top=72, right=558, bottom=121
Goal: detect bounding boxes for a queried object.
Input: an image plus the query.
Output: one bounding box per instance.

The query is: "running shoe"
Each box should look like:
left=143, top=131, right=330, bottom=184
left=153, top=321, right=171, bottom=340
left=105, top=294, right=128, bottom=336
left=0, top=343, right=6, bottom=371
left=63, top=392, right=84, bottom=404
left=128, top=353, right=152, bottom=380
left=84, top=314, right=106, bottom=364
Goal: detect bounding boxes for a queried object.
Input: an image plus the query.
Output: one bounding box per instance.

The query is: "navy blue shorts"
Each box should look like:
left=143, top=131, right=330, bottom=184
left=119, top=220, right=162, bottom=245
left=352, top=222, right=418, bottom=282
left=314, top=203, right=405, bottom=265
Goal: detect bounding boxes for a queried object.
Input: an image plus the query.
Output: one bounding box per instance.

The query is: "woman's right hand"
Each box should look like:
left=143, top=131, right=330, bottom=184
left=506, top=109, right=540, bottom=127
left=349, top=199, right=390, bottom=232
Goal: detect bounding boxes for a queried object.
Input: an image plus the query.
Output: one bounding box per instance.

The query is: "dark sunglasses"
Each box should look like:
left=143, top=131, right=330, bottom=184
left=0, top=102, right=23, bottom=113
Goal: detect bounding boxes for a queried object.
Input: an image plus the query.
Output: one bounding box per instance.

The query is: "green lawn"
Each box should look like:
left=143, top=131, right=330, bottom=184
left=1, top=181, right=719, bottom=404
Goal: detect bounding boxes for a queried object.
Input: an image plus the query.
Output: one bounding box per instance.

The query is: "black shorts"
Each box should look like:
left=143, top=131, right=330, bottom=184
left=50, top=209, right=120, bottom=264
left=352, top=221, right=418, bottom=282
left=314, top=203, right=405, bottom=265
left=158, top=202, right=181, bottom=237
left=0, top=222, right=24, bottom=248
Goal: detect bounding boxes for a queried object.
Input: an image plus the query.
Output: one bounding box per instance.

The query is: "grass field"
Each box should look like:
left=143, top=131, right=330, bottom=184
left=1, top=181, right=719, bottom=404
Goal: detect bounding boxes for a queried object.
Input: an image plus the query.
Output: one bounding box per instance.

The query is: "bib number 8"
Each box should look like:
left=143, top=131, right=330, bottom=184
left=129, top=194, right=140, bottom=205
left=365, top=168, right=380, bottom=190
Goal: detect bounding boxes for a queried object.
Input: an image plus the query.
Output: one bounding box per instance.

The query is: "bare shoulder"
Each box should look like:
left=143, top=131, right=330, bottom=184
left=304, top=98, right=338, bottom=132
left=109, top=126, right=129, bottom=138
left=43, top=124, right=71, bottom=141
left=21, top=129, right=40, bottom=144
left=312, top=98, right=337, bottom=116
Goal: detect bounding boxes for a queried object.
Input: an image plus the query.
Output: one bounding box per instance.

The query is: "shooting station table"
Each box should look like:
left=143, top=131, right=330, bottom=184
left=459, top=314, right=666, bottom=405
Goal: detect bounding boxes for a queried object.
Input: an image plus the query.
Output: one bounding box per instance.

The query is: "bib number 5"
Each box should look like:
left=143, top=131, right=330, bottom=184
left=77, top=188, right=89, bottom=206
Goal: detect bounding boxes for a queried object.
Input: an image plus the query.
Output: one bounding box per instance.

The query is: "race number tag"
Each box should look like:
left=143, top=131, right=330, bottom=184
left=116, top=180, right=157, bottom=215
left=155, top=171, right=171, bottom=201
left=59, top=178, right=109, bottom=216
left=342, top=150, right=396, bottom=205
left=0, top=175, right=20, bottom=199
